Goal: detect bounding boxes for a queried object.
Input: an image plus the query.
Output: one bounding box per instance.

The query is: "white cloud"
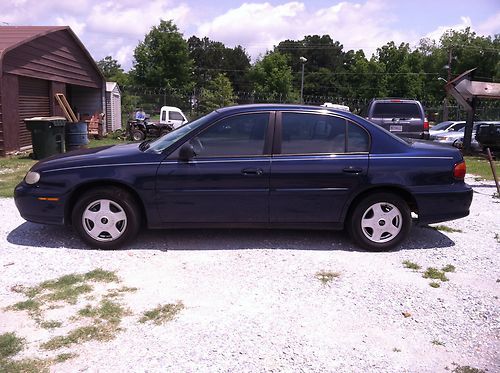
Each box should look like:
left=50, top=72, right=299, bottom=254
left=86, top=1, right=191, bottom=36
left=196, top=0, right=414, bottom=59
left=55, top=16, right=86, bottom=36
left=476, top=12, right=500, bottom=36
left=425, top=16, right=472, bottom=42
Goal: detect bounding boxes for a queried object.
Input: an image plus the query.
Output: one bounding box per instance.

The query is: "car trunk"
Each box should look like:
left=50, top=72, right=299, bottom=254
left=371, top=102, right=422, bottom=136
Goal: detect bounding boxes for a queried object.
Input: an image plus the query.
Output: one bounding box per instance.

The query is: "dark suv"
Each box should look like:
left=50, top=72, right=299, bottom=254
left=365, top=99, right=429, bottom=139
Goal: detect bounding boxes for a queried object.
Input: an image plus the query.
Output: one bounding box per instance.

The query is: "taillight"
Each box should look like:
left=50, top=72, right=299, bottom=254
left=453, top=161, right=466, bottom=180
left=423, top=118, right=429, bottom=131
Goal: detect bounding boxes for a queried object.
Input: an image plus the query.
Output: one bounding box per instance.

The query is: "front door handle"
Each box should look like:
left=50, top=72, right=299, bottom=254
left=241, top=168, right=264, bottom=176
left=343, top=166, right=363, bottom=174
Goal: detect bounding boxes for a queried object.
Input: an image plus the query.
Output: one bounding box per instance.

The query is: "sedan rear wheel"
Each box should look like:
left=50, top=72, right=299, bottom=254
left=72, top=187, right=140, bottom=249
left=348, top=193, right=411, bottom=251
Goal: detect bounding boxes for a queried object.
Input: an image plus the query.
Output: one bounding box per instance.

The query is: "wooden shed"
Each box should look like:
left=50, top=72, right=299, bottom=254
left=105, top=82, right=122, bottom=132
left=0, top=26, right=105, bottom=155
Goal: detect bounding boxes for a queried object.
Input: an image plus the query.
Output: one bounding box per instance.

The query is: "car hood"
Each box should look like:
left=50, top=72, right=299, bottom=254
left=32, top=143, right=157, bottom=172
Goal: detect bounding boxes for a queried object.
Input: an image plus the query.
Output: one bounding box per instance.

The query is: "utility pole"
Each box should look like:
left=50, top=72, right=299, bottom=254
left=442, top=48, right=452, bottom=121
left=300, top=56, right=307, bottom=104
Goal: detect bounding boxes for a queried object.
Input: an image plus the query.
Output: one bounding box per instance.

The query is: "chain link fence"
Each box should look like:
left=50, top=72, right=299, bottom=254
left=119, top=87, right=500, bottom=129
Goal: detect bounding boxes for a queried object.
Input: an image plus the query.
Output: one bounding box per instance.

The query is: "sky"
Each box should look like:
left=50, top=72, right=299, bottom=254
left=1, top=0, right=499, bottom=70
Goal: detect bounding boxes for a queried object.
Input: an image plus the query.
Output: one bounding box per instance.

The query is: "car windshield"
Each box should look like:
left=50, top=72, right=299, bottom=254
left=146, top=112, right=218, bottom=153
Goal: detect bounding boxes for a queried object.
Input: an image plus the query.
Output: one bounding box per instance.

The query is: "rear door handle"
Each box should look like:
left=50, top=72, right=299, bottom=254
left=241, top=168, right=264, bottom=176
left=343, top=167, right=363, bottom=174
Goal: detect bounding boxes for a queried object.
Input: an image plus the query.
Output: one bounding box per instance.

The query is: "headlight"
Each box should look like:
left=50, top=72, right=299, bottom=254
left=25, top=171, right=40, bottom=185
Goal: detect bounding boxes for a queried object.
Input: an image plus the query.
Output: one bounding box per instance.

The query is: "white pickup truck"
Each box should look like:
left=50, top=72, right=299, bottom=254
left=159, top=106, right=188, bottom=129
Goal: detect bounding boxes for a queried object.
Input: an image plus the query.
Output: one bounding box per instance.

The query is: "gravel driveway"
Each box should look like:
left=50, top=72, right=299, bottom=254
left=0, top=175, right=498, bottom=372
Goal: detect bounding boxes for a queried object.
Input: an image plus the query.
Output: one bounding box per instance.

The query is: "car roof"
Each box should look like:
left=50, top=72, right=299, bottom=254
left=215, top=103, right=350, bottom=116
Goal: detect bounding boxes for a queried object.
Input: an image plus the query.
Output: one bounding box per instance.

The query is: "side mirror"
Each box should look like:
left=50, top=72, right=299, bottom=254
left=179, top=142, right=195, bottom=161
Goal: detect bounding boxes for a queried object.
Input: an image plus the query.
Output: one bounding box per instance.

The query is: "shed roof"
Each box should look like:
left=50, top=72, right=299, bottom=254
left=106, top=82, right=120, bottom=92
left=0, top=25, right=103, bottom=79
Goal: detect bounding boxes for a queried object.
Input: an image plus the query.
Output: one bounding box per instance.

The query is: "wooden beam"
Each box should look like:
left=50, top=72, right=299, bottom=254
left=55, top=93, right=77, bottom=122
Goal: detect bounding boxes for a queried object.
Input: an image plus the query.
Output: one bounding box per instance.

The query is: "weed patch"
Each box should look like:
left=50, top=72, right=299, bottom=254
left=423, top=267, right=449, bottom=282
left=429, top=282, right=441, bottom=288
left=78, top=299, right=129, bottom=324
left=432, top=339, right=445, bottom=346
left=403, top=260, right=421, bottom=270
left=315, top=270, right=341, bottom=285
left=40, top=320, right=63, bottom=329
left=41, top=324, right=118, bottom=350
left=0, top=333, right=24, bottom=359
left=430, top=225, right=462, bottom=233
left=140, top=302, right=184, bottom=325
left=54, top=353, right=78, bottom=363
left=442, top=264, right=456, bottom=273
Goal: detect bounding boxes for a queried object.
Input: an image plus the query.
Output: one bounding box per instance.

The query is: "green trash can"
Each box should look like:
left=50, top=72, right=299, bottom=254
left=25, top=117, right=66, bottom=160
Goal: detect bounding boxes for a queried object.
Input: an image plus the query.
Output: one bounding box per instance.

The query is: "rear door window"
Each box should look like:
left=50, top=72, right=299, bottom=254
left=372, top=103, right=420, bottom=119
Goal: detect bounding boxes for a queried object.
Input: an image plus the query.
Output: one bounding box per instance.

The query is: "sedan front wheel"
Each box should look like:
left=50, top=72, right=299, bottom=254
left=72, top=187, right=140, bottom=249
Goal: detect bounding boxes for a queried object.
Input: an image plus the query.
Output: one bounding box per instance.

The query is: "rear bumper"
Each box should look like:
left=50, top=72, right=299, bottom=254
left=412, top=184, right=473, bottom=225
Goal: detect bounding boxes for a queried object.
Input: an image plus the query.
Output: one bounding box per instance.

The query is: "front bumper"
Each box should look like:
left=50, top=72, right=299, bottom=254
left=14, top=183, right=66, bottom=225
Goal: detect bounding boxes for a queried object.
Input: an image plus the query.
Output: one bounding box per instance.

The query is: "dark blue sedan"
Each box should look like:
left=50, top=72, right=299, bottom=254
left=15, top=104, right=473, bottom=251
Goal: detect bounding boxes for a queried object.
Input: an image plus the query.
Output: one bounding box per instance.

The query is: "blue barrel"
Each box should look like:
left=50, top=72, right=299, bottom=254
left=65, top=122, right=89, bottom=151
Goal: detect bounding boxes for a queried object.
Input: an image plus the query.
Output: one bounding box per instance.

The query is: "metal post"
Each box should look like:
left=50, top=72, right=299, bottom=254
left=299, top=56, right=307, bottom=104
left=300, top=63, right=305, bottom=104
left=443, top=49, right=452, bottom=121
left=463, top=97, right=477, bottom=154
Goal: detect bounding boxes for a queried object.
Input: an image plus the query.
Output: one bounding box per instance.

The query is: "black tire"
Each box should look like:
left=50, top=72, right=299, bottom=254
left=131, top=129, right=145, bottom=141
left=347, top=193, right=411, bottom=251
left=72, top=187, right=140, bottom=249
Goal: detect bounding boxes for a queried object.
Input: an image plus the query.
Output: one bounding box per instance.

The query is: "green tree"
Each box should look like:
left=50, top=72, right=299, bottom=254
left=197, top=74, right=236, bottom=114
left=249, top=52, right=295, bottom=101
left=132, top=20, right=194, bottom=92
left=96, top=56, right=123, bottom=79
left=188, top=36, right=250, bottom=92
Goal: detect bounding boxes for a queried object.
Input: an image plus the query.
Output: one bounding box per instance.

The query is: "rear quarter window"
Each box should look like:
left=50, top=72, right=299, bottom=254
left=372, top=103, right=421, bottom=119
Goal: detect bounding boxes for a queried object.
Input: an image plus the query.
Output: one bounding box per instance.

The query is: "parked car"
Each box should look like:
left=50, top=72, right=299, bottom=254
left=429, top=121, right=466, bottom=139
left=15, top=104, right=472, bottom=251
left=365, top=98, right=429, bottom=139
left=433, top=122, right=482, bottom=151
left=475, top=122, right=500, bottom=152
left=321, top=102, right=350, bottom=112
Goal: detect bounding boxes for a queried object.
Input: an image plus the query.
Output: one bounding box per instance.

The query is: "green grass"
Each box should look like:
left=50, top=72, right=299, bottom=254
left=40, top=320, right=63, bottom=329
left=78, top=300, right=128, bottom=324
left=11, top=299, right=40, bottom=313
left=0, top=358, right=49, bottom=372
left=442, top=264, right=456, bottom=273
left=451, top=364, right=485, bottom=373
left=464, top=156, right=500, bottom=181
left=41, top=324, right=117, bottom=350
left=315, top=270, right=341, bottom=285
left=0, top=155, right=36, bottom=198
left=0, top=333, right=24, bottom=359
left=429, top=282, right=441, bottom=288
left=88, top=137, right=128, bottom=148
left=83, top=269, right=119, bottom=283
left=430, top=225, right=463, bottom=233
left=139, top=302, right=184, bottom=325
left=54, top=353, right=78, bottom=363
left=423, top=267, right=449, bottom=282
left=403, top=260, right=421, bottom=270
